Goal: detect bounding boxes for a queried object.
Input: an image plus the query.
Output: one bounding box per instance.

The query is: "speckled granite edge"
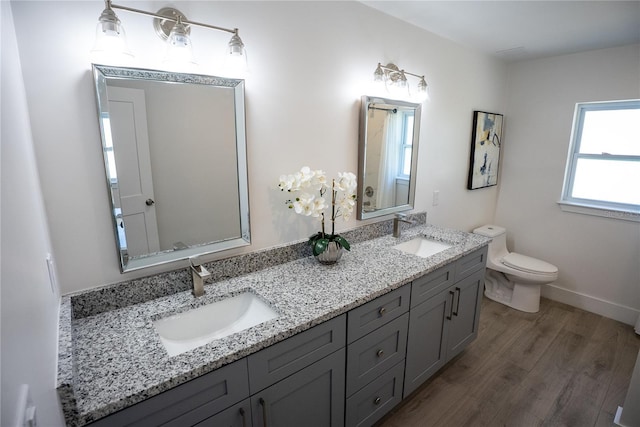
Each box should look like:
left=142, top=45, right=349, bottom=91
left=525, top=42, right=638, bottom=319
left=57, top=297, right=77, bottom=425
left=68, top=213, right=426, bottom=319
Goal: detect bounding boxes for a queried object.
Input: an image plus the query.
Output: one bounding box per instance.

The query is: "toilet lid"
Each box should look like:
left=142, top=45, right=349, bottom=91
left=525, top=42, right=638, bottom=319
left=502, top=253, right=558, bottom=275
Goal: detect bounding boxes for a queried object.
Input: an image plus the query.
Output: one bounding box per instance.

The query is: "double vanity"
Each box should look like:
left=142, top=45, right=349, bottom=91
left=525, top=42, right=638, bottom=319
left=57, top=222, right=489, bottom=427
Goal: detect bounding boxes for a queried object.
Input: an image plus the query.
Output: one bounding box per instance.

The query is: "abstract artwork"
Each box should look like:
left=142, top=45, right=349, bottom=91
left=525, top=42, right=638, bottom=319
left=467, top=111, right=504, bottom=190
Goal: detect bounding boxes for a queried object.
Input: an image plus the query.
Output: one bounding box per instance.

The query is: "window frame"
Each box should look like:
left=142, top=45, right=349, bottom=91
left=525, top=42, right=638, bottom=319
left=559, top=99, right=640, bottom=222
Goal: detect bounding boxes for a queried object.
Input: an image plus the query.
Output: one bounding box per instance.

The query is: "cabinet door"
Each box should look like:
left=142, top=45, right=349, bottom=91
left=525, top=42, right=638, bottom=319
left=446, top=269, right=484, bottom=361
left=251, top=349, right=345, bottom=427
left=403, top=289, right=452, bottom=398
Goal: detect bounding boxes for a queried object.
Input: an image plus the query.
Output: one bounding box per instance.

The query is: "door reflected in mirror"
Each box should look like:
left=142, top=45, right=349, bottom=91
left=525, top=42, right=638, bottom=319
left=93, top=65, right=250, bottom=272
left=357, top=96, right=421, bottom=220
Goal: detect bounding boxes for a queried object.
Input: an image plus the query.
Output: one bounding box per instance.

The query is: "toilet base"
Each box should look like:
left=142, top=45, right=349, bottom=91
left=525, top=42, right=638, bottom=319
left=484, top=269, right=541, bottom=313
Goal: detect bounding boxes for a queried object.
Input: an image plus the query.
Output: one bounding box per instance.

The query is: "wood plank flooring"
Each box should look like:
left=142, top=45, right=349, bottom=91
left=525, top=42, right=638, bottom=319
left=377, top=297, right=640, bottom=427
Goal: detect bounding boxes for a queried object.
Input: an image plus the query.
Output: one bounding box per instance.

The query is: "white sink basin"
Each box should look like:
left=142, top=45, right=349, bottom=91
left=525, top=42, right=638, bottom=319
left=154, top=292, right=279, bottom=357
left=393, top=237, right=453, bottom=258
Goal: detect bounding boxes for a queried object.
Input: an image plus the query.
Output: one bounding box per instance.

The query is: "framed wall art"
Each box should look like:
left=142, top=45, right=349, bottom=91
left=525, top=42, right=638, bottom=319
left=467, top=110, right=504, bottom=190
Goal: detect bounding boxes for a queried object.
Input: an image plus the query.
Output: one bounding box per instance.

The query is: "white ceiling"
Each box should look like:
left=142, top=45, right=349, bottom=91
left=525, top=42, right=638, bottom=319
left=361, top=1, right=640, bottom=62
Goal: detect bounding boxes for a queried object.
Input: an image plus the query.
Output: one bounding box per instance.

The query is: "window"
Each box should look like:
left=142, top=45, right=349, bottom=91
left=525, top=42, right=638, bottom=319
left=560, top=100, right=640, bottom=221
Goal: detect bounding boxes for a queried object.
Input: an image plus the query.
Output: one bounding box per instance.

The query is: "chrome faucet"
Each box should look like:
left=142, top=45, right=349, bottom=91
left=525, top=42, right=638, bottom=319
left=393, top=213, right=414, bottom=238
left=189, top=256, right=212, bottom=297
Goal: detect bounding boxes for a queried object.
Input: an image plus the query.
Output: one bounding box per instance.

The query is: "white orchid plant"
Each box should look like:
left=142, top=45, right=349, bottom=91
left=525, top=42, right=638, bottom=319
left=278, top=166, right=357, bottom=256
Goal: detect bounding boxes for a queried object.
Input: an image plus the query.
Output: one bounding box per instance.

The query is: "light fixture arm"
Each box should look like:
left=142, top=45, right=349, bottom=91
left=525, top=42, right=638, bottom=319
left=377, top=63, right=424, bottom=80
left=109, top=1, right=237, bottom=35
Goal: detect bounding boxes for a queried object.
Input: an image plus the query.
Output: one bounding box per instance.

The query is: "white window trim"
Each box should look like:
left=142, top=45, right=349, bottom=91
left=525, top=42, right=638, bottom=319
left=559, top=99, right=640, bottom=222
left=557, top=200, right=640, bottom=222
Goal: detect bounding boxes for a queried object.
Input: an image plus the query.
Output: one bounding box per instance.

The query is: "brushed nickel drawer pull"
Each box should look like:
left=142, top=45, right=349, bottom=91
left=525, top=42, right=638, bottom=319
left=379, top=307, right=386, bottom=316
left=374, top=396, right=382, bottom=405
left=376, top=349, right=384, bottom=358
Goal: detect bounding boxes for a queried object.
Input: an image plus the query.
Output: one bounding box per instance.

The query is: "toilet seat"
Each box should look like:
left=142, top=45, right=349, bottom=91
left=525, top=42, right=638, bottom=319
left=501, top=253, right=558, bottom=276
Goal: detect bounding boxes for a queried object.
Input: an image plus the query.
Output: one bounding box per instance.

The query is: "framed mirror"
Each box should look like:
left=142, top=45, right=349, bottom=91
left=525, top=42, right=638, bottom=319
left=357, top=95, right=421, bottom=220
left=93, top=65, right=250, bottom=272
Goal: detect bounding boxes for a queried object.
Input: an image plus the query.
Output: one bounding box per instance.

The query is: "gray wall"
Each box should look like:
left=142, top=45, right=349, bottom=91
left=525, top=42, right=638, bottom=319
left=1, top=2, right=66, bottom=425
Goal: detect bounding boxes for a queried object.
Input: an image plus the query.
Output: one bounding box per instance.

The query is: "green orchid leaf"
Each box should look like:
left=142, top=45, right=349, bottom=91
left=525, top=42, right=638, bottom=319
left=312, top=238, right=329, bottom=256
left=308, top=232, right=321, bottom=246
left=334, top=235, right=351, bottom=251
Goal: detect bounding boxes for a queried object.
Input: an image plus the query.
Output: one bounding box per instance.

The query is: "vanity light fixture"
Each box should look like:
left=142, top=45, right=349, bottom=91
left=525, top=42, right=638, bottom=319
left=91, top=0, right=247, bottom=73
left=373, top=63, right=429, bottom=102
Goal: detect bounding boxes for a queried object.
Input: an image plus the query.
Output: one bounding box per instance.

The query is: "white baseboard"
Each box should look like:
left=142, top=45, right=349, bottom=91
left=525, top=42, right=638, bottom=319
left=541, top=283, right=640, bottom=327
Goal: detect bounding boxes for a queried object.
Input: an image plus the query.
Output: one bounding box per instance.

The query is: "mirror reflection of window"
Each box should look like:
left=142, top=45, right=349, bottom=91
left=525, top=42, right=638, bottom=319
left=100, top=115, right=118, bottom=183
left=399, top=113, right=414, bottom=178
left=377, top=110, right=401, bottom=209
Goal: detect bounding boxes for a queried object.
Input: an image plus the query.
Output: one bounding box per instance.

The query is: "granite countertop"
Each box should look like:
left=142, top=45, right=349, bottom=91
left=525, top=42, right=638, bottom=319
left=58, top=223, right=489, bottom=426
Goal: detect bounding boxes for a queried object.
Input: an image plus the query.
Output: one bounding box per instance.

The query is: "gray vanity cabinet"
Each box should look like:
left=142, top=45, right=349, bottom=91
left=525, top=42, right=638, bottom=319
left=404, top=247, right=487, bottom=398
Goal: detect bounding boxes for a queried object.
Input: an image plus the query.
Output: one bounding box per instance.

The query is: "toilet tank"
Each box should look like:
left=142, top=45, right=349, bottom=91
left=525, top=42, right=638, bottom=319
left=473, top=225, right=505, bottom=238
left=473, top=225, right=508, bottom=262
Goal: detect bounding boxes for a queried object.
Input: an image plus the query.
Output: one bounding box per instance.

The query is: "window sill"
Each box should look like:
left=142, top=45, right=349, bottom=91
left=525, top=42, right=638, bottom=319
left=558, top=201, right=640, bottom=223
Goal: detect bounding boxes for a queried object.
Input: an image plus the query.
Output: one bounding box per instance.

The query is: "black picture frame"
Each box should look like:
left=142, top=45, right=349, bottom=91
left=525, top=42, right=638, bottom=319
left=467, top=110, right=504, bottom=190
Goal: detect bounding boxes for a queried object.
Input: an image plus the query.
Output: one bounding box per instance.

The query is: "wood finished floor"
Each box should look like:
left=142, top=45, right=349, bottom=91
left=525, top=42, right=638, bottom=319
left=377, top=297, right=640, bottom=427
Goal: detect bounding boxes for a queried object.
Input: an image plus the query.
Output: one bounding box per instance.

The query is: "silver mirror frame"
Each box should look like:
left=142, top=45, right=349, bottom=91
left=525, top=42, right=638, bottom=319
left=93, top=64, right=251, bottom=272
left=356, top=95, right=421, bottom=220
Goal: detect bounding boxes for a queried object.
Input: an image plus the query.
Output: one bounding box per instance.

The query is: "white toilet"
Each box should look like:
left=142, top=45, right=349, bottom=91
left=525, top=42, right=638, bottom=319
left=473, top=225, right=558, bottom=313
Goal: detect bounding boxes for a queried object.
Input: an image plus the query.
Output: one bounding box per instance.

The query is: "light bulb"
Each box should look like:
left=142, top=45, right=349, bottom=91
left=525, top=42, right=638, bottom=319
left=415, top=76, right=430, bottom=102
left=90, top=3, right=134, bottom=65
left=162, top=16, right=198, bottom=72
left=223, top=31, right=248, bottom=77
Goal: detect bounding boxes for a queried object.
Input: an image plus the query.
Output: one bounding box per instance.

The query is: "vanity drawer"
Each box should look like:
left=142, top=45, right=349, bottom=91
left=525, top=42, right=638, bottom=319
left=410, top=264, right=455, bottom=308
left=454, top=246, right=488, bottom=282
left=345, top=361, right=405, bottom=427
left=347, top=285, right=410, bottom=343
left=247, top=314, right=346, bottom=394
left=89, top=358, right=249, bottom=427
left=189, top=399, right=250, bottom=427
left=346, top=313, right=408, bottom=396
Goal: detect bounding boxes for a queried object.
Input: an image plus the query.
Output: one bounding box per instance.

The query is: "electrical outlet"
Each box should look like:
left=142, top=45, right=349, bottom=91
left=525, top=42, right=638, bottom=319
left=432, top=190, right=440, bottom=206
left=15, top=384, right=37, bottom=427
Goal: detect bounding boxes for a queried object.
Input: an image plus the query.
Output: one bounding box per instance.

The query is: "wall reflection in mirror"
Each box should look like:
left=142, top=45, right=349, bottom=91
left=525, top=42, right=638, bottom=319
left=357, top=96, right=421, bottom=220
left=93, top=65, right=250, bottom=272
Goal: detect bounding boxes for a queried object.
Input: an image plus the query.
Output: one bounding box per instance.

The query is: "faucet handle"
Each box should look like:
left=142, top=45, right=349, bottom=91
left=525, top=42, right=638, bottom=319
left=189, top=255, right=212, bottom=278
left=189, top=254, right=206, bottom=267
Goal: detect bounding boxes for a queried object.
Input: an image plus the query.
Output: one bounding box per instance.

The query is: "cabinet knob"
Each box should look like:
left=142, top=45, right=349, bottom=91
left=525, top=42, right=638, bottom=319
left=374, top=396, right=382, bottom=405
left=376, top=349, right=384, bottom=358
left=145, top=198, right=155, bottom=206
left=378, top=307, right=386, bottom=316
